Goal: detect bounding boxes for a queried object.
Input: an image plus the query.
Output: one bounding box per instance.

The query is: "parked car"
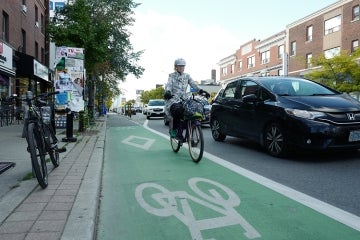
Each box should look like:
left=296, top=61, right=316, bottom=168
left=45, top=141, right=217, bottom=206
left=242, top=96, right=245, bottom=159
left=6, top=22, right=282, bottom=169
left=146, top=99, right=165, bottom=119
left=210, top=76, right=360, bottom=157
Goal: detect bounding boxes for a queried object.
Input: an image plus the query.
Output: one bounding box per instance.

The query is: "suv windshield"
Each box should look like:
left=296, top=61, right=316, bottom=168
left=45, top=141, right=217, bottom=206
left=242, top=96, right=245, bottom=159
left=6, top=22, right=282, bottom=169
left=148, top=100, right=165, bottom=106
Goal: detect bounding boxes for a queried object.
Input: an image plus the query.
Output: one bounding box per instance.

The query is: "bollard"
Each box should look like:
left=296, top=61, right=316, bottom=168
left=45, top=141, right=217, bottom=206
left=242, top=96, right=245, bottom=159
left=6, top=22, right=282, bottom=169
left=78, top=110, right=85, bottom=132
left=62, top=110, right=77, bottom=142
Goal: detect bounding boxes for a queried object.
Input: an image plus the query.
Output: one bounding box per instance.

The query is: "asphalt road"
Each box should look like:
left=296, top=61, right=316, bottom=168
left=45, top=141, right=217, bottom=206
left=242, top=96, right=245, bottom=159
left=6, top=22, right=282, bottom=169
left=107, top=112, right=360, bottom=217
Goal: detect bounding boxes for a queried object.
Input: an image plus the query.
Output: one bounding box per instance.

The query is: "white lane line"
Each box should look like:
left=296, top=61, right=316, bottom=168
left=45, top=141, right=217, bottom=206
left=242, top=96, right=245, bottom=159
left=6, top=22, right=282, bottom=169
left=143, top=121, right=360, bottom=232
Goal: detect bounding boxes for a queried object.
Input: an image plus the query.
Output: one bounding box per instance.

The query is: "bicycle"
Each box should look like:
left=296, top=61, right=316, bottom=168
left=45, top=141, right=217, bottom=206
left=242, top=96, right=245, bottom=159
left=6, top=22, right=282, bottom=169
left=169, top=94, right=207, bottom=163
left=23, top=91, right=65, bottom=188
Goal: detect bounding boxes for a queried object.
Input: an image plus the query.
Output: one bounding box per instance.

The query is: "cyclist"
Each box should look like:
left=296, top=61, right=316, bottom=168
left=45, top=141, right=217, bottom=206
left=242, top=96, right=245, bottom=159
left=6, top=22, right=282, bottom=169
left=164, top=58, right=210, bottom=141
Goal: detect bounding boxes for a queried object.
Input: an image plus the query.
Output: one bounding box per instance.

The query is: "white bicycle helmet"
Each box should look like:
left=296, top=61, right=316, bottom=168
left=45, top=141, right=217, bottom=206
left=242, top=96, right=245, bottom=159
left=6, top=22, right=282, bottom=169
left=174, top=58, right=186, bottom=66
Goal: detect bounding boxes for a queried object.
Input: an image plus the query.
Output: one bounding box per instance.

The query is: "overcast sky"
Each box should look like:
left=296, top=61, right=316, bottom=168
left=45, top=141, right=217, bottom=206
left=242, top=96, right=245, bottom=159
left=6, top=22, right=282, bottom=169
left=120, top=0, right=338, bottom=100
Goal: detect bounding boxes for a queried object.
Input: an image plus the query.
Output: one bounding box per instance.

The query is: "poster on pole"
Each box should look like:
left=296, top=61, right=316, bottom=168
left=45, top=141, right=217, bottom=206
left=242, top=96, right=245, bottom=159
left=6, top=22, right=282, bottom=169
left=54, top=46, right=85, bottom=112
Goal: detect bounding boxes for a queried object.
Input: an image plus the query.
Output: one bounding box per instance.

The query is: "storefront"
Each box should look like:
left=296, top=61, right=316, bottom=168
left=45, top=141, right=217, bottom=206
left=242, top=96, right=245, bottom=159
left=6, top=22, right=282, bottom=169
left=15, top=51, right=52, bottom=99
left=0, top=42, right=16, bottom=100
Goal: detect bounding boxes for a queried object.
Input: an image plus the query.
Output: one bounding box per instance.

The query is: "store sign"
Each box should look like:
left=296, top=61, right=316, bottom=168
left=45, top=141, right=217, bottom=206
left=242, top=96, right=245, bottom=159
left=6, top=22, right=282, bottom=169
left=0, top=42, right=13, bottom=69
left=34, top=60, right=49, bottom=81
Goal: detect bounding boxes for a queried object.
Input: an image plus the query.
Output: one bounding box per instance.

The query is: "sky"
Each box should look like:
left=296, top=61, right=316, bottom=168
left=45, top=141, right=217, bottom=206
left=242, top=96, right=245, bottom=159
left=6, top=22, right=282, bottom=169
left=120, top=0, right=338, bottom=100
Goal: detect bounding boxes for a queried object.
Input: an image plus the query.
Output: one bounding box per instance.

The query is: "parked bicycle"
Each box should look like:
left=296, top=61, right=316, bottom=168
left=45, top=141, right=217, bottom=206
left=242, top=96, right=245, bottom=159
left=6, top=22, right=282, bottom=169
left=169, top=94, right=207, bottom=163
left=23, top=91, right=65, bottom=188
left=0, top=95, right=22, bottom=127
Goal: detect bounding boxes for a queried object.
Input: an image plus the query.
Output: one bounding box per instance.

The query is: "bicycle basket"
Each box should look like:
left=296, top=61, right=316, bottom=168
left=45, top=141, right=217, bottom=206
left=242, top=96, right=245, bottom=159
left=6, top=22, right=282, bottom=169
left=183, top=99, right=204, bottom=120
left=40, top=106, right=51, bottom=124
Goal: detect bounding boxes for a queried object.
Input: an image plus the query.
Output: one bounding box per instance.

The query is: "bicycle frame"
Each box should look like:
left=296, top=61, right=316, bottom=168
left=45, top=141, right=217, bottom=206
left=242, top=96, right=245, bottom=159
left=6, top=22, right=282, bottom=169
left=23, top=91, right=60, bottom=188
left=169, top=95, right=206, bottom=163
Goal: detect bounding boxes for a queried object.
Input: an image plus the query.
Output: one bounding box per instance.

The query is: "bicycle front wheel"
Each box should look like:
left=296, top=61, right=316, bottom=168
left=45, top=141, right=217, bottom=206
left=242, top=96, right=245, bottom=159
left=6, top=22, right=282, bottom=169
left=170, top=136, right=181, bottom=152
left=44, top=124, right=59, bottom=168
left=188, top=122, right=204, bottom=163
left=27, top=122, right=48, bottom=188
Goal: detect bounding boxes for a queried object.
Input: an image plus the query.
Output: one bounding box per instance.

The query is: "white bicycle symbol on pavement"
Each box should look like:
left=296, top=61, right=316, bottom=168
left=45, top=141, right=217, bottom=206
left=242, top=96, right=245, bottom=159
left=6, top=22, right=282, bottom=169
left=135, top=177, right=261, bottom=240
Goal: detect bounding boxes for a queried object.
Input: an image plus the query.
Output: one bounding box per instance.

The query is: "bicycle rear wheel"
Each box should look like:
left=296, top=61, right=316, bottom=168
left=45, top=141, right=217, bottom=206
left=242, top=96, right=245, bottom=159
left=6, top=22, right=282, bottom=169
left=188, top=122, right=204, bottom=163
left=27, top=122, right=48, bottom=188
left=44, top=124, right=59, bottom=167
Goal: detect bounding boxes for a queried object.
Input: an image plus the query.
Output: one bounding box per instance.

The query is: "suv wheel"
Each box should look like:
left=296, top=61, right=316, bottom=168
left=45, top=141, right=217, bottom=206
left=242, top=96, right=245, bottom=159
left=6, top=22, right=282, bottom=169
left=264, top=123, right=288, bottom=157
left=211, top=119, right=226, bottom=141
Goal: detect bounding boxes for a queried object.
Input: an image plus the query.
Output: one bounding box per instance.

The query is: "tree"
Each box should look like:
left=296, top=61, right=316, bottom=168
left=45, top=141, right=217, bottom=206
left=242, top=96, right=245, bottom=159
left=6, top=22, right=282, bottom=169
left=47, top=0, right=144, bottom=120
left=305, top=48, right=360, bottom=92
left=140, top=87, right=165, bottom=103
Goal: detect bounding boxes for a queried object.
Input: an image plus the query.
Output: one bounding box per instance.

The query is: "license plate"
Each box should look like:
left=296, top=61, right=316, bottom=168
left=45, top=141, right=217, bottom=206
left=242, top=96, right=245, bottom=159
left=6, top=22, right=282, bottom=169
left=348, top=130, right=360, bottom=142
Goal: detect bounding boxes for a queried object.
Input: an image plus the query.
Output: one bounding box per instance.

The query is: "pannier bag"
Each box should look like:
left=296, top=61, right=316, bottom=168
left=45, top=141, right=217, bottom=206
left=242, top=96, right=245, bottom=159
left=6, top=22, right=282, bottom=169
left=183, top=99, right=204, bottom=119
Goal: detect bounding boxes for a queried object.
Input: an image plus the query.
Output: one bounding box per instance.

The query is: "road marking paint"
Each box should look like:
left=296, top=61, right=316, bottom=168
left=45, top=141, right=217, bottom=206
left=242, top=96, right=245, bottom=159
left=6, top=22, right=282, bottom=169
left=143, top=122, right=360, bottom=231
left=121, top=135, right=155, bottom=150
left=135, top=177, right=261, bottom=240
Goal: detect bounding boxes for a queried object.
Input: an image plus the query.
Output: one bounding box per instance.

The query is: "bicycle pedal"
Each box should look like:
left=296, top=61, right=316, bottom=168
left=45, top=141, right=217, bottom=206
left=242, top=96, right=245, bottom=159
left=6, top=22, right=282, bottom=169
left=57, top=147, right=67, bottom=153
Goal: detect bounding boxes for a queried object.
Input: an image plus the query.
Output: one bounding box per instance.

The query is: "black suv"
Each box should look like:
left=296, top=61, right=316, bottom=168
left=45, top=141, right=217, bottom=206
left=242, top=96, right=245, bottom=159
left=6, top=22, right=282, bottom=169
left=210, top=76, right=360, bottom=157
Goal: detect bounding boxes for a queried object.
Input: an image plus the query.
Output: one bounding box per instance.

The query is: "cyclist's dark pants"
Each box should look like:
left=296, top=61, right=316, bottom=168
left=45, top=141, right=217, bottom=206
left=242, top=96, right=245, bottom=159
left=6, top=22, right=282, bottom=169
left=170, top=102, right=184, bottom=129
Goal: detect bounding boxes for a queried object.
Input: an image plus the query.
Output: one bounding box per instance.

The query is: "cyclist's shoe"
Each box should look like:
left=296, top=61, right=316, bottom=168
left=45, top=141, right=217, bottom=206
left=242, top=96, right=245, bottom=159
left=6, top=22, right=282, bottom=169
left=170, top=129, right=177, bottom=138
left=176, top=133, right=185, bottom=142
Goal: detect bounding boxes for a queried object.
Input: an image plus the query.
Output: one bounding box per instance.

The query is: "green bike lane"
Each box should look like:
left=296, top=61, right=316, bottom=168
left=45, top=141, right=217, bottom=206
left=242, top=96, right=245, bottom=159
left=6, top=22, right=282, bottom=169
left=97, top=125, right=360, bottom=240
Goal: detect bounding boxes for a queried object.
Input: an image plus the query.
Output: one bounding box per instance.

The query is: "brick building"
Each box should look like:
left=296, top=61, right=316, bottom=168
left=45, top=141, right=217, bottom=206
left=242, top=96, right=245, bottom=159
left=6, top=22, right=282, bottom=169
left=288, top=0, right=360, bottom=76
left=219, top=0, right=360, bottom=82
left=0, top=0, right=50, bottom=101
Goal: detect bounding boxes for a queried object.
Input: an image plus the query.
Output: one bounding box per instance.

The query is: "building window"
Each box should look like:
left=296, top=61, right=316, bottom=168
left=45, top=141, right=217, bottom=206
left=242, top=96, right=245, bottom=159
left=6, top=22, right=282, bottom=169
left=247, top=56, right=255, bottom=68
left=306, top=53, right=313, bottom=68
left=41, top=14, right=44, bottom=33
left=238, top=61, right=242, bottom=72
left=278, top=45, right=284, bottom=59
left=41, top=47, right=45, bottom=63
left=222, top=67, right=227, bottom=76
left=2, top=11, right=9, bottom=42
left=306, top=25, right=313, bottom=41
left=35, top=42, right=38, bottom=60
left=21, top=29, right=26, bottom=53
left=353, top=5, right=360, bottom=21
left=278, top=69, right=284, bottom=76
left=261, top=50, right=270, bottom=64
left=352, top=39, right=359, bottom=53
left=231, top=64, right=234, bottom=74
left=324, top=15, right=341, bottom=35
left=324, top=47, right=340, bottom=59
left=35, top=5, right=38, bottom=22
left=291, top=41, right=296, bottom=56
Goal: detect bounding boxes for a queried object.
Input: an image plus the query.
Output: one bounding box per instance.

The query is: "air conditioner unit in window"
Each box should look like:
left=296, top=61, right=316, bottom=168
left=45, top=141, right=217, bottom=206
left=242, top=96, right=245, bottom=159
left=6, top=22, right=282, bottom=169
left=35, top=21, right=39, bottom=28
left=21, top=4, right=27, bottom=13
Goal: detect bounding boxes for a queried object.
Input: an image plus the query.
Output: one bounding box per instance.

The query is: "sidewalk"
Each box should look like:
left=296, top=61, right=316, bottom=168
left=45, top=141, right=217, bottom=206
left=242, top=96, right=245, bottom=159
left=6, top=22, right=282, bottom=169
left=0, top=117, right=106, bottom=240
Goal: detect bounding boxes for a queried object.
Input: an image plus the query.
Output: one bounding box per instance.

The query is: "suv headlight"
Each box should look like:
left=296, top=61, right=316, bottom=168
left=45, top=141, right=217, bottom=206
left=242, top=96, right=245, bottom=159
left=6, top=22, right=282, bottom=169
left=285, top=108, right=326, bottom=119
